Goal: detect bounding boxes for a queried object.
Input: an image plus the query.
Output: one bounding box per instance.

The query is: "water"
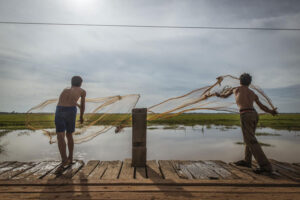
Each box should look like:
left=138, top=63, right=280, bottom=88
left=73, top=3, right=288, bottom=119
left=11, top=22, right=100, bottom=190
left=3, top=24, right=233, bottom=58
left=0, top=126, right=299, bottom=163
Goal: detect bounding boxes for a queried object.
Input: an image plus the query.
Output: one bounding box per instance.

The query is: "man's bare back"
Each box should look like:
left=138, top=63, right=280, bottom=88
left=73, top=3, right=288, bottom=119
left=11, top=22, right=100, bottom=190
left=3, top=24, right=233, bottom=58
left=234, top=86, right=257, bottom=111
left=57, top=87, right=86, bottom=107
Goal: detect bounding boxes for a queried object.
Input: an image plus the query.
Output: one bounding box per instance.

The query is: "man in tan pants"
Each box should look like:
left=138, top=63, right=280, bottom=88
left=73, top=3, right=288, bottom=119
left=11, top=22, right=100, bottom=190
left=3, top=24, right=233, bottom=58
left=217, top=73, right=277, bottom=173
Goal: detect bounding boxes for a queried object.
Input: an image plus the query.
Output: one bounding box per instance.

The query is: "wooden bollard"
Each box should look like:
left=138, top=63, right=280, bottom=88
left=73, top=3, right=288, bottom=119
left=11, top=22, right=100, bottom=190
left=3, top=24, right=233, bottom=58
left=132, top=108, right=147, bottom=167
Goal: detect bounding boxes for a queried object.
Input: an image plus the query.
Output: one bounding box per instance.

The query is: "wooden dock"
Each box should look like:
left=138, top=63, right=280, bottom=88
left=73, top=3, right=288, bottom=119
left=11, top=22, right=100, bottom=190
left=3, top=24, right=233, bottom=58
left=0, top=159, right=300, bottom=199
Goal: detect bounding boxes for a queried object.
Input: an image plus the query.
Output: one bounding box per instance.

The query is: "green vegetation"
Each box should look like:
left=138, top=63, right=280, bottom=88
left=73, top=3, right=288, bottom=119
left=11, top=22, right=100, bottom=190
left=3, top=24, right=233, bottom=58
left=148, top=113, right=300, bottom=131
left=0, top=113, right=299, bottom=131
left=235, top=141, right=273, bottom=147
left=255, top=132, right=281, bottom=136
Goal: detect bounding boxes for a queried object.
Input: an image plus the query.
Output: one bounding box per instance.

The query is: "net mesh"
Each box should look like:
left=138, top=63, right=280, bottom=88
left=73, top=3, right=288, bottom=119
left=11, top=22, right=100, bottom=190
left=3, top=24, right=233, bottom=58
left=26, top=75, right=276, bottom=144
left=26, top=94, right=140, bottom=144
left=147, top=75, right=276, bottom=120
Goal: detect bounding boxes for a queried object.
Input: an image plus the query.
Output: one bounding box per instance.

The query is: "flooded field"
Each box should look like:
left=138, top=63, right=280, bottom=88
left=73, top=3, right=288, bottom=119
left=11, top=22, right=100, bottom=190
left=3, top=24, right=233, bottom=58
left=0, top=125, right=299, bottom=163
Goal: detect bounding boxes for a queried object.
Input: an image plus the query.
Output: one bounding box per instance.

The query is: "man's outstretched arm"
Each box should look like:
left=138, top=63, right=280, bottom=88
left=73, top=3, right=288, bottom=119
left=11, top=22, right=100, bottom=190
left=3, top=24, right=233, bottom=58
left=80, top=90, right=86, bottom=124
left=255, top=98, right=277, bottom=116
left=215, top=88, right=234, bottom=98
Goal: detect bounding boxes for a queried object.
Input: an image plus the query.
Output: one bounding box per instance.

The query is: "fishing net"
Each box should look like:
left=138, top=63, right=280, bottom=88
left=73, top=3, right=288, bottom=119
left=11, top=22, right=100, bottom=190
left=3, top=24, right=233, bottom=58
left=147, top=75, right=276, bottom=121
left=26, top=93, right=140, bottom=144
left=26, top=75, right=276, bottom=144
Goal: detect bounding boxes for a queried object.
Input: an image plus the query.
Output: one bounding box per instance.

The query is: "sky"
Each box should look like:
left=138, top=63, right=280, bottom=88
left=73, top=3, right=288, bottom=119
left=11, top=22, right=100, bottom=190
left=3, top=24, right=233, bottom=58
left=0, top=0, right=300, bottom=112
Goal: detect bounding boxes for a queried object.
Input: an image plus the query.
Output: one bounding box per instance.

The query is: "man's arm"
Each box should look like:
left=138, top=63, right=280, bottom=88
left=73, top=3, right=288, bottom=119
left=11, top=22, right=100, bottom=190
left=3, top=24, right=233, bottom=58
left=215, top=88, right=234, bottom=98
left=80, top=90, right=86, bottom=124
left=255, top=97, right=277, bottom=116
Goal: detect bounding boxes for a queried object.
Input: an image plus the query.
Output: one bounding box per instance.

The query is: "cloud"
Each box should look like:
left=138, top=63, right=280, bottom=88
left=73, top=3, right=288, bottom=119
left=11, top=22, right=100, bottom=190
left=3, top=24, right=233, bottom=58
left=0, top=0, right=299, bottom=112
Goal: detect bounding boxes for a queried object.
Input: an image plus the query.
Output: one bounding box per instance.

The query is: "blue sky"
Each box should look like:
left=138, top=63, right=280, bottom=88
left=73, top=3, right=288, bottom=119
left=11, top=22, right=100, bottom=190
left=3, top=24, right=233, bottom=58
left=0, top=0, right=300, bottom=112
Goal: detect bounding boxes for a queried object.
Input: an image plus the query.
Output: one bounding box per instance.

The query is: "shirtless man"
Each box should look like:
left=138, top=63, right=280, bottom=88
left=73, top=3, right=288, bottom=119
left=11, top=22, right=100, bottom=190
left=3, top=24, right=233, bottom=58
left=54, top=76, right=86, bottom=172
left=216, top=73, right=277, bottom=174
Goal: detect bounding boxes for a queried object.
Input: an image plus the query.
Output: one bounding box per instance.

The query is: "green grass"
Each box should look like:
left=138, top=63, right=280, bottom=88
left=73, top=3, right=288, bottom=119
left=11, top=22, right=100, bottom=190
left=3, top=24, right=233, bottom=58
left=235, top=141, right=273, bottom=147
left=0, top=113, right=299, bottom=131
left=255, top=132, right=281, bottom=136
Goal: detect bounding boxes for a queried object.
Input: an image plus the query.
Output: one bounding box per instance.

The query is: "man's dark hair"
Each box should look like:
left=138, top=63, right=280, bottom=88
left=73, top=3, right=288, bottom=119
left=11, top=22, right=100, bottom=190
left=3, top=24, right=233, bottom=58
left=71, top=76, right=83, bottom=87
left=240, top=73, right=252, bottom=86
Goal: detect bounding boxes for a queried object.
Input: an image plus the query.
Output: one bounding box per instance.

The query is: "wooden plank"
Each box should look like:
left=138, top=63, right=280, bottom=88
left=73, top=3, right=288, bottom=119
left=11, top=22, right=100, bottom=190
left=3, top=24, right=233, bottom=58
left=135, top=167, right=147, bottom=179
left=158, top=160, right=180, bottom=179
left=202, top=160, right=238, bottom=179
left=229, top=163, right=276, bottom=182
left=58, top=160, right=84, bottom=179
left=13, top=162, right=50, bottom=180
left=146, top=160, right=163, bottom=179
left=1, top=188, right=300, bottom=200
left=0, top=162, right=16, bottom=168
left=0, top=162, right=37, bottom=180
left=252, top=161, right=287, bottom=180
left=101, top=161, right=122, bottom=180
left=188, top=161, right=220, bottom=179
left=26, top=161, right=60, bottom=179
left=214, top=160, right=254, bottom=180
left=270, top=160, right=300, bottom=176
left=293, top=163, right=300, bottom=168
left=171, top=160, right=194, bottom=179
left=0, top=162, right=24, bottom=176
left=88, top=161, right=108, bottom=180
left=119, top=159, right=134, bottom=180
left=270, top=160, right=300, bottom=182
left=72, top=160, right=99, bottom=179
left=2, top=185, right=300, bottom=193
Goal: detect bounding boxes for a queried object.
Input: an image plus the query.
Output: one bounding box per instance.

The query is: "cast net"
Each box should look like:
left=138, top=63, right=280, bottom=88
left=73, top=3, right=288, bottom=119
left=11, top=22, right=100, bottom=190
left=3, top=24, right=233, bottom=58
left=26, top=93, right=140, bottom=144
left=147, top=75, right=276, bottom=121
left=26, top=75, right=276, bottom=144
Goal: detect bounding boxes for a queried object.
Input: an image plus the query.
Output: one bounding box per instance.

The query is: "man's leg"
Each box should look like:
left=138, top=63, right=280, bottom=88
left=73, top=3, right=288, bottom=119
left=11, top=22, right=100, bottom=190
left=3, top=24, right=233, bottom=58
left=66, top=133, right=74, bottom=162
left=57, top=132, right=67, bottom=162
left=244, top=144, right=252, bottom=164
left=241, top=113, right=272, bottom=171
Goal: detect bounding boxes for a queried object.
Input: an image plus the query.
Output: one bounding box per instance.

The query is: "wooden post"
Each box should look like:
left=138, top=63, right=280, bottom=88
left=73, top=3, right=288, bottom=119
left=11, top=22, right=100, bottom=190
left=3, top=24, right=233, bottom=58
left=132, top=108, right=147, bottom=167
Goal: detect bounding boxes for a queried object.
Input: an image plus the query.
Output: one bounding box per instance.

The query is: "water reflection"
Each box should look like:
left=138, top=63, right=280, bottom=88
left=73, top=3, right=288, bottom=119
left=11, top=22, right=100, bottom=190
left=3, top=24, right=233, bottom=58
left=0, top=126, right=299, bottom=163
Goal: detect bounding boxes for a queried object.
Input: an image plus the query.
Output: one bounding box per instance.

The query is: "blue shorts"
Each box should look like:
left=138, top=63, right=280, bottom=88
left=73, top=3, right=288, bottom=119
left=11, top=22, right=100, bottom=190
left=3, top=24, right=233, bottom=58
left=55, top=106, right=77, bottom=134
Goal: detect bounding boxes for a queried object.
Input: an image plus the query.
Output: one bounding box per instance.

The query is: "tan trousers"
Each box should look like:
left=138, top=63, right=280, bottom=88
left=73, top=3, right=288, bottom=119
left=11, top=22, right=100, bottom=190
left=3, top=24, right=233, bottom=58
left=240, top=111, right=272, bottom=170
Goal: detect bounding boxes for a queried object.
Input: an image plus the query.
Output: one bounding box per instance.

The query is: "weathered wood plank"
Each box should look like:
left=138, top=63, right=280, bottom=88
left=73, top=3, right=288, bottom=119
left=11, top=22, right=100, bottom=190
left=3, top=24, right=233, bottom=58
left=1, top=185, right=300, bottom=193
left=188, top=161, right=220, bottom=179
left=0, top=162, right=37, bottom=180
left=146, top=160, right=163, bottom=179
left=0, top=162, right=16, bottom=169
left=229, top=163, right=276, bottom=182
left=252, top=161, right=287, bottom=180
left=214, top=161, right=254, bottom=180
left=0, top=162, right=24, bottom=176
left=202, top=160, right=238, bottom=179
left=293, top=163, right=300, bottom=168
left=119, top=159, right=134, bottom=179
left=270, top=160, right=300, bottom=182
left=88, top=161, right=108, bottom=180
left=58, top=160, right=84, bottom=179
left=13, top=162, right=49, bottom=180
left=171, top=160, right=194, bottom=179
left=101, top=161, right=122, bottom=180
left=26, top=161, right=60, bottom=179
left=1, top=189, right=300, bottom=200
left=135, top=167, right=147, bottom=179
left=158, top=160, right=180, bottom=179
left=72, top=160, right=99, bottom=179
left=271, top=160, right=300, bottom=176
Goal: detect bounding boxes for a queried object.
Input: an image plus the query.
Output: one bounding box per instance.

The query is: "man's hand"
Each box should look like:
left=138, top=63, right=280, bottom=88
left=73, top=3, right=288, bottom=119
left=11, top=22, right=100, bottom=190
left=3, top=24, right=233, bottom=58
left=80, top=116, right=84, bottom=124
left=270, top=109, right=278, bottom=116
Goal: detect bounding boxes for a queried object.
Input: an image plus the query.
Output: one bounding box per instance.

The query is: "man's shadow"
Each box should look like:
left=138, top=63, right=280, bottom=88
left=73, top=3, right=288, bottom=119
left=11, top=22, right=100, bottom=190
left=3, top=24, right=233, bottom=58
left=139, top=161, right=194, bottom=199
left=39, top=168, right=91, bottom=199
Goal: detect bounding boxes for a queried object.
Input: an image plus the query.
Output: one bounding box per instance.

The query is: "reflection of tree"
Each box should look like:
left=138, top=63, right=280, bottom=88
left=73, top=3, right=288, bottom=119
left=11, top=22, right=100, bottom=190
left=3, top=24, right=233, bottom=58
left=0, top=130, right=11, bottom=154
